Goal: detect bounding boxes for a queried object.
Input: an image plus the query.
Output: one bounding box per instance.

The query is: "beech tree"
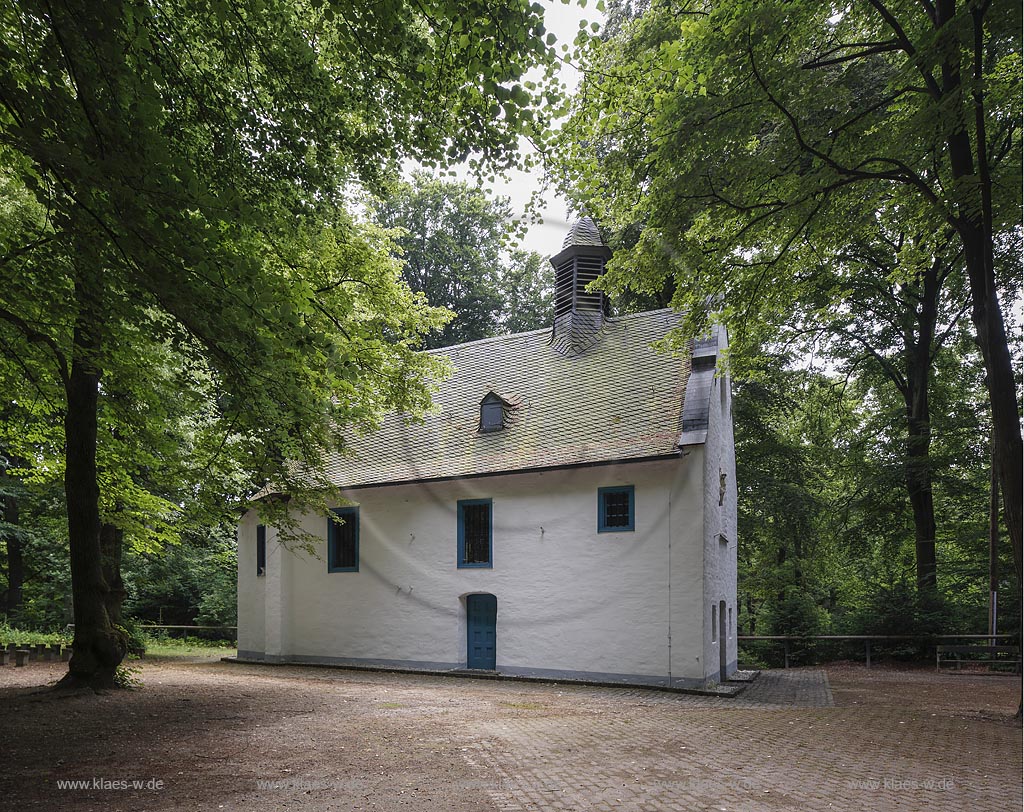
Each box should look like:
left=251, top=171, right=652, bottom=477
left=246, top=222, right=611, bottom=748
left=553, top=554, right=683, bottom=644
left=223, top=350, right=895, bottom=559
left=787, top=215, right=974, bottom=594
left=556, top=0, right=1022, bottom=584
left=372, top=173, right=553, bottom=347
left=373, top=174, right=510, bottom=348
left=498, top=250, right=554, bottom=334
left=0, top=0, right=558, bottom=688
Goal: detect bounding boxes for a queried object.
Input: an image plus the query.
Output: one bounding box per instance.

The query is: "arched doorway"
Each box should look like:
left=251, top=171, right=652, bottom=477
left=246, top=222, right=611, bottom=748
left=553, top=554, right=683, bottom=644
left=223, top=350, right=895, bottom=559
left=466, top=593, right=497, bottom=670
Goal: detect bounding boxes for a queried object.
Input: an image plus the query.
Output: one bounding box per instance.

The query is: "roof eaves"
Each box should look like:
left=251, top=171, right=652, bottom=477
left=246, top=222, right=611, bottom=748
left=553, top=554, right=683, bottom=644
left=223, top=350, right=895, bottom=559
left=676, top=429, right=708, bottom=447
left=334, top=451, right=684, bottom=492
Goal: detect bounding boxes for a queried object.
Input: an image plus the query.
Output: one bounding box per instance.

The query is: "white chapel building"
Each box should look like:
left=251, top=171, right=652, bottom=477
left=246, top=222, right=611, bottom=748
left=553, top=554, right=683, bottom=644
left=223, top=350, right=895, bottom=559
left=236, top=218, right=738, bottom=688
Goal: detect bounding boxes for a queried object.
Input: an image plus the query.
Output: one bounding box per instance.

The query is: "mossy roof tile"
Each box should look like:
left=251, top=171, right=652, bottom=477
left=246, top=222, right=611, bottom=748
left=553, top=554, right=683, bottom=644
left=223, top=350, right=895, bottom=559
left=324, top=309, right=699, bottom=488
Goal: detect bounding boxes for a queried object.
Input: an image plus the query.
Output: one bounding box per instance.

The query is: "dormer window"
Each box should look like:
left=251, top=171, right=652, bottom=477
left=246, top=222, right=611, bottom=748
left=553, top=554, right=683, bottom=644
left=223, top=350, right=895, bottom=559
left=479, top=392, right=506, bottom=433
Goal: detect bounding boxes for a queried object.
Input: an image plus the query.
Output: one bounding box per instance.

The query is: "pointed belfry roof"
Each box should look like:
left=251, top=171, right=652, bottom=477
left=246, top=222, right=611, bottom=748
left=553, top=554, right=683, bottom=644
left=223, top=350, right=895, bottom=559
left=561, top=216, right=604, bottom=249
left=550, top=216, right=612, bottom=268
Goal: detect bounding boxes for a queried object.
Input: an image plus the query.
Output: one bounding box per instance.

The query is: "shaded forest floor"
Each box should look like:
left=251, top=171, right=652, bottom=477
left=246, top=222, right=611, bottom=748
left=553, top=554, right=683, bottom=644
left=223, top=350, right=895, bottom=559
left=0, top=656, right=1020, bottom=811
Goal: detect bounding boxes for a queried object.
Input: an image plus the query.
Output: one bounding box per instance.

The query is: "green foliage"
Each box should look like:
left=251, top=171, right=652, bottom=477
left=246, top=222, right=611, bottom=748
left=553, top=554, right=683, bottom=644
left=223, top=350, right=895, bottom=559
left=0, top=480, right=72, bottom=629
left=113, top=663, right=144, bottom=690
left=557, top=0, right=1021, bottom=360
left=498, top=251, right=555, bottom=335
left=114, top=620, right=147, bottom=658
left=371, top=173, right=553, bottom=347
left=141, top=635, right=236, bottom=658
left=0, top=622, right=70, bottom=646
left=839, top=580, right=948, bottom=639
left=761, top=587, right=829, bottom=666
left=0, top=0, right=562, bottom=681
left=0, top=0, right=562, bottom=509
left=733, top=346, right=1019, bottom=659
left=735, top=359, right=857, bottom=632
left=123, top=525, right=238, bottom=627
left=560, top=0, right=1022, bottom=661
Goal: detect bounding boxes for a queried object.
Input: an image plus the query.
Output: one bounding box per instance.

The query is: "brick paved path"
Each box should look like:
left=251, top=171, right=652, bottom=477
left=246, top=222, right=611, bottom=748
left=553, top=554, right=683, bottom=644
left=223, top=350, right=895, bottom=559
left=733, top=668, right=834, bottom=707
left=2, top=659, right=1019, bottom=812
left=464, top=667, right=1017, bottom=812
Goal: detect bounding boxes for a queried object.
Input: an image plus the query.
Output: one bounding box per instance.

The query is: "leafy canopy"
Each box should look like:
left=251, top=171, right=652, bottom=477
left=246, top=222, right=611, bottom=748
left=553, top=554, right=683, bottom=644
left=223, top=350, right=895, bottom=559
left=371, top=172, right=553, bottom=348
left=0, top=0, right=563, bottom=526
left=554, top=0, right=1021, bottom=365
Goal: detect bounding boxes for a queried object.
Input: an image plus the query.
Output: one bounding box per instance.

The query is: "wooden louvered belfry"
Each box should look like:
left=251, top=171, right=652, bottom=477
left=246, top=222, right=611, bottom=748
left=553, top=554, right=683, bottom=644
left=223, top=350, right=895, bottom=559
left=548, top=217, right=612, bottom=357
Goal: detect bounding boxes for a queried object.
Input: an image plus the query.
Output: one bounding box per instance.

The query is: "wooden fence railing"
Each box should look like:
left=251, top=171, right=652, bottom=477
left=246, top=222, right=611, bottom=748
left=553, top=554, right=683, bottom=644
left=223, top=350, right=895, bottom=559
left=65, top=624, right=237, bottom=640
left=139, top=624, right=237, bottom=639
left=737, top=634, right=1019, bottom=669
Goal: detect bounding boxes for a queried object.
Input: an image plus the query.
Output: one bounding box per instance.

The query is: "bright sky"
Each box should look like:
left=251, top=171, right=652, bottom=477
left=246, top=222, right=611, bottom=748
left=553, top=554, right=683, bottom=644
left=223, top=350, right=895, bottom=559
left=485, top=0, right=604, bottom=259
left=403, top=1, right=605, bottom=260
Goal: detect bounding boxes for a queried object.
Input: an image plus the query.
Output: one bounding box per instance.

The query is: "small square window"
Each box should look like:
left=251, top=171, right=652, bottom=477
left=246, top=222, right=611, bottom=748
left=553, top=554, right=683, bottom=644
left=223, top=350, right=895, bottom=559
left=598, top=486, right=634, bottom=532
left=256, top=524, right=266, bottom=577
left=328, top=507, right=359, bottom=572
left=458, top=499, right=492, bottom=568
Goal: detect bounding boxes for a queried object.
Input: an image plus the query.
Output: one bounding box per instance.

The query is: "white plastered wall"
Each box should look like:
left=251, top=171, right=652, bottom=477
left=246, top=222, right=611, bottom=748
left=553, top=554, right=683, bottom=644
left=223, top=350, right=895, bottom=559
left=236, top=456, right=712, bottom=685
left=701, top=328, right=739, bottom=682
left=236, top=517, right=265, bottom=655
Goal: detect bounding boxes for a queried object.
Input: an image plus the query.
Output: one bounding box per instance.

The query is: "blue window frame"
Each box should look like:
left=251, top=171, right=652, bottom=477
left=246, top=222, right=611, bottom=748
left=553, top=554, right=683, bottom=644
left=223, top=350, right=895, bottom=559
left=598, top=486, right=635, bottom=532
left=256, top=524, right=266, bottom=576
left=328, top=507, right=359, bottom=572
left=458, top=499, right=492, bottom=568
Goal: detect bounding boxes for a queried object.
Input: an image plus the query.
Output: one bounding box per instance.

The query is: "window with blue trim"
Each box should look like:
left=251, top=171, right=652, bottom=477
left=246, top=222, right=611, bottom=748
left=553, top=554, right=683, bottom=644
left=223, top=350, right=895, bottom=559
left=598, top=486, right=635, bottom=532
left=256, top=524, right=266, bottom=576
left=328, top=507, right=359, bottom=572
left=458, top=499, right=492, bottom=568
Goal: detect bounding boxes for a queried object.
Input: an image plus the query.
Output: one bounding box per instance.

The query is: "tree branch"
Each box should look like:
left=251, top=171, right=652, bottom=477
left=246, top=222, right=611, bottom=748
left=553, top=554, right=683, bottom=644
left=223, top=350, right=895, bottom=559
left=802, top=40, right=902, bottom=69
left=0, top=235, right=54, bottom=268
left=0, top=306, right=70, bottom=388
left=867, top=0, right=944, bottom=98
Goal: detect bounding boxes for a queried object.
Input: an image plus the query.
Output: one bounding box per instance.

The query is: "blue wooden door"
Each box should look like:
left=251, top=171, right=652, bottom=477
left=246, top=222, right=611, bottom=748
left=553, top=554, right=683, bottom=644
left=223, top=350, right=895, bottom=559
left=466, top=594, right=497, bottom=670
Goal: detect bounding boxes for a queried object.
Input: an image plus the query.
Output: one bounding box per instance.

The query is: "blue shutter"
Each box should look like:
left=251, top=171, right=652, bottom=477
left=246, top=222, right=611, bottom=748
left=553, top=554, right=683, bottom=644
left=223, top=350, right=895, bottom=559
left=328, top=507, right=359, bottom=572
left=256, top=525, right=266, bottom=576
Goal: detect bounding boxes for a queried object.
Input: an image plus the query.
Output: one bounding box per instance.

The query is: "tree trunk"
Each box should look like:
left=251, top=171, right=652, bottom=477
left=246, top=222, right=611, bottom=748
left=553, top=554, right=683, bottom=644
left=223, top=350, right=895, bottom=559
left=100, top=522, right=126, bottom=626
left=989, top=440, right=998, bottom=644
left=938, top=0, right=1022, bottom=719
left=905, top=406, right=938, bottom=592
left=57, top=283, right=125, bottom=690
left=937, top=1, right=1023, bottom=586
left=1, top=464, right=24, bottom=619
left=961, top=228, right=1023, bottom=585
left=903, top=268, right=939, bottom=594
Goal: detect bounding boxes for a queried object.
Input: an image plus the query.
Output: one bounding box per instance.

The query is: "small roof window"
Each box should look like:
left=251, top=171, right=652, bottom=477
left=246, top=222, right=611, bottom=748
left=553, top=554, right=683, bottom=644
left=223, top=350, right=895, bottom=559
left=479, top=392, right=507, bottom=433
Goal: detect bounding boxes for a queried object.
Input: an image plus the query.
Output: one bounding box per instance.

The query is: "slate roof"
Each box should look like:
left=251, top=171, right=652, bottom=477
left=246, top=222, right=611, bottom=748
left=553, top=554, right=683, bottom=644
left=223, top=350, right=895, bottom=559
left=561, top=216, right=603, bottom=248
left=323, top=309, right=705, bottom=489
